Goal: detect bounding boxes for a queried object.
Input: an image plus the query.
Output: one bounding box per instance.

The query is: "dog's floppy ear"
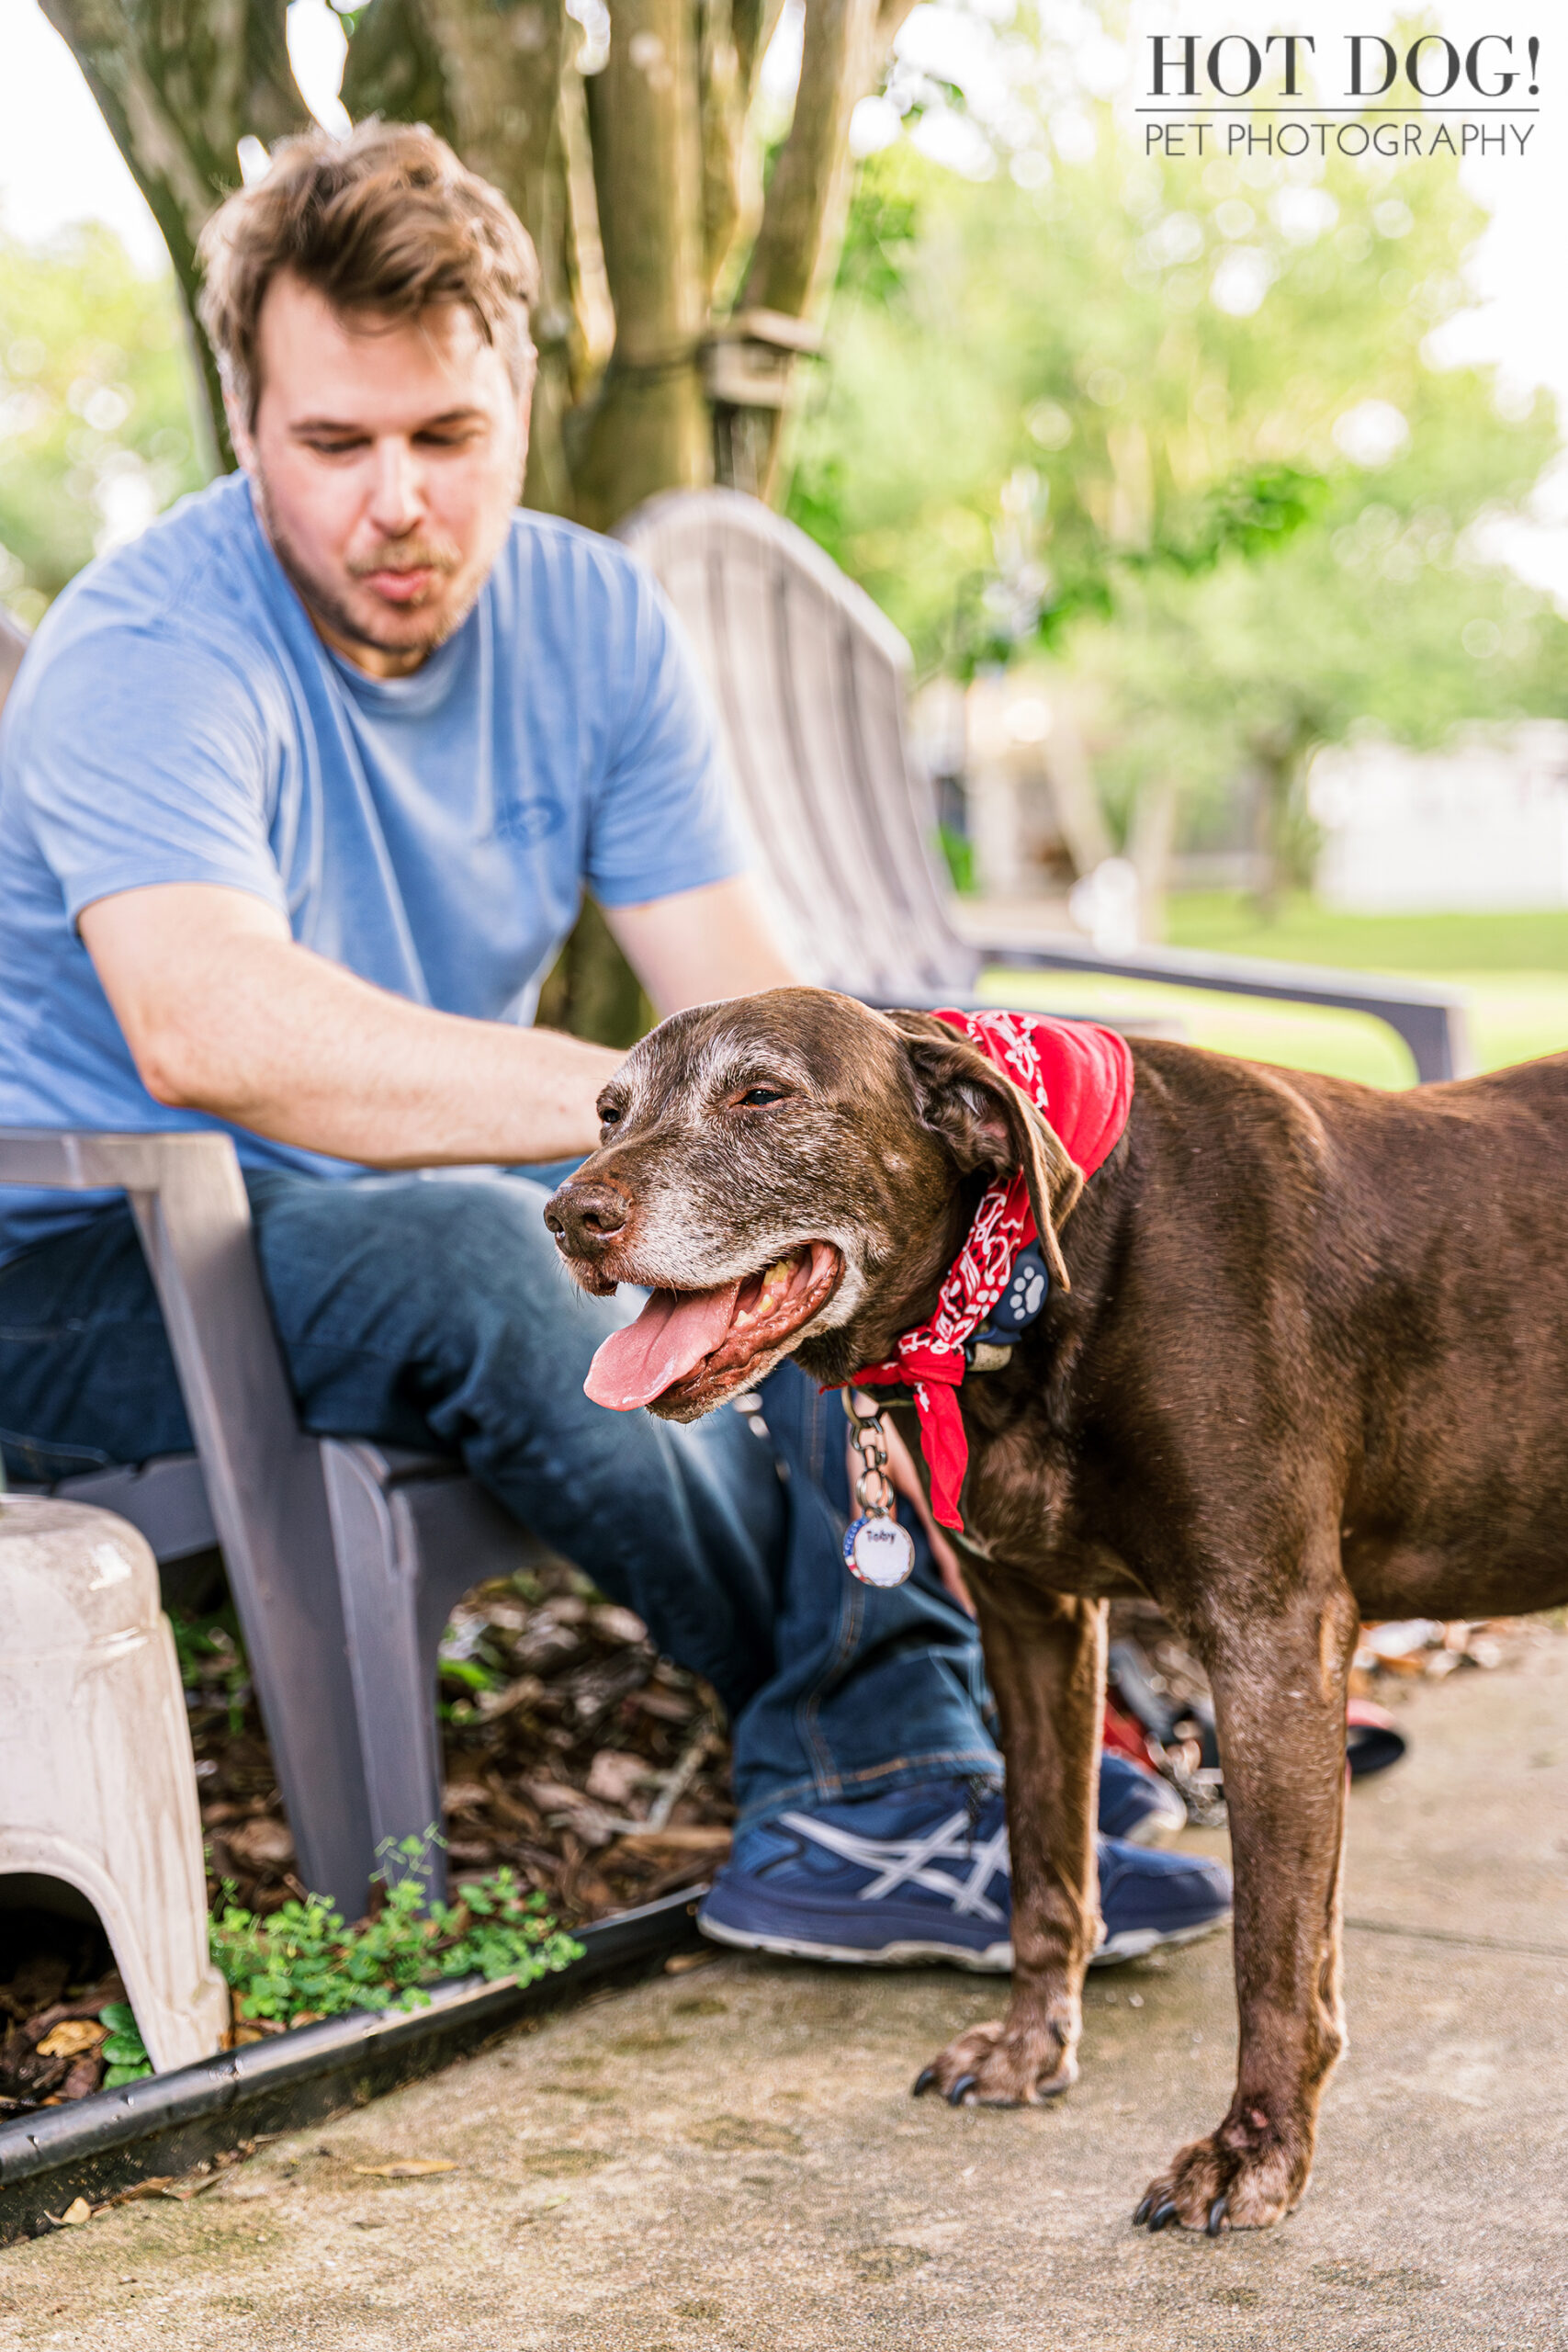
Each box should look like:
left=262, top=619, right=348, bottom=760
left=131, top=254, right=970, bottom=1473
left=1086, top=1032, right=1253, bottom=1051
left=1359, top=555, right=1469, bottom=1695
left=885, top=1011, right=1084, bottom=1292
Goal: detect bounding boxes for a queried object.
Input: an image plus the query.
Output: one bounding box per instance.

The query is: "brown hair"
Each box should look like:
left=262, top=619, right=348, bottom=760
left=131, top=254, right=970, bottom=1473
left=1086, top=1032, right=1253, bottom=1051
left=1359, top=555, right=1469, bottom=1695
left=197, top=119, right=541, bottom=428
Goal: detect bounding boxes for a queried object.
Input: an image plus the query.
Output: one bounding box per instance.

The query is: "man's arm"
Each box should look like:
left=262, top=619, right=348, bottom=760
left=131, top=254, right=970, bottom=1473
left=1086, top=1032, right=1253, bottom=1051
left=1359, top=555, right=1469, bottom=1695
left=607, top=874, right=795, bottom=1019
left=79, top=873, right=795, bottom=1168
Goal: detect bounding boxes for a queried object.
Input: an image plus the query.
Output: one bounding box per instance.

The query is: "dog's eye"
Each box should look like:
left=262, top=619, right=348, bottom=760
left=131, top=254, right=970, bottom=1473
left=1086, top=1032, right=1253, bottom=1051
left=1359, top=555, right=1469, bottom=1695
left=739, top=1087, right=786, bottom=1108
left=599, top=1104, right=623, bottom=1126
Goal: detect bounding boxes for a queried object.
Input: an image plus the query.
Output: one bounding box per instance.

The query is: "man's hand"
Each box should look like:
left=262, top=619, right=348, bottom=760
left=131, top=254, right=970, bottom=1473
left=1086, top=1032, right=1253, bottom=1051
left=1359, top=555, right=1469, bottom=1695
left=79, top=872, right=795, bottom=1169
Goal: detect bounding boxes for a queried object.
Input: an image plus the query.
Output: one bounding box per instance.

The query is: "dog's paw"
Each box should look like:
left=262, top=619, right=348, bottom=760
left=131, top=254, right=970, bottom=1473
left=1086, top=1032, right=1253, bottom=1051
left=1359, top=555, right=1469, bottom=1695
left=1133, top=2118, right=1309, bottom=2235
left=911, top=2014, right=1078, bottom=2109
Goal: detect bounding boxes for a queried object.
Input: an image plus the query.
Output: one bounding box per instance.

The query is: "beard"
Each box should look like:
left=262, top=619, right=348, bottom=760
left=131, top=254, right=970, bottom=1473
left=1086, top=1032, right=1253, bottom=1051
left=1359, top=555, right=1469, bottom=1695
left=251, top=470, right=493, bottom=668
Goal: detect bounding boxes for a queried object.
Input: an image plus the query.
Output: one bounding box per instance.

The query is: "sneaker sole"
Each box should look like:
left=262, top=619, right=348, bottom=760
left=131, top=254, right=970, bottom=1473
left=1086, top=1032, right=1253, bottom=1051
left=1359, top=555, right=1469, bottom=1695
left=698, top=1912, right=1014, bottom=1972
left=699, top=1906, right=1231, bottom=1973
left=1089, top=1913, right=1231, bottom=1967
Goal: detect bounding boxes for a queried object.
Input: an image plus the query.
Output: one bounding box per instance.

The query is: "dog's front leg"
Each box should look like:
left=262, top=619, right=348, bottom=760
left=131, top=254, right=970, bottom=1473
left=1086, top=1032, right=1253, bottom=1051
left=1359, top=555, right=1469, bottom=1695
left=915, top=1577, right=1105, bottom=2105
left=1135, top=1575, right=1359, bottom=2233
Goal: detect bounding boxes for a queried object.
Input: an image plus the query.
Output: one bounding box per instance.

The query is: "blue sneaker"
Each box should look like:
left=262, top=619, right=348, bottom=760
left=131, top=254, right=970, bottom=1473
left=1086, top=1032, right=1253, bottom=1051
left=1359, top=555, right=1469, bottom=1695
left=697, top=1780, right=1230, bottom=1972
left=1098, top=1752, right=1189, bottom=1846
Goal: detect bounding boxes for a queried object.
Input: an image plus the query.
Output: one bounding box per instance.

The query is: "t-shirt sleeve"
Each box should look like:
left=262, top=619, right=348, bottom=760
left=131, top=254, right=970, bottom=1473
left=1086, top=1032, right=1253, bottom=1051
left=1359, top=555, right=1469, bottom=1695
left=13, top=622, right=286, bottom=927
left=583, top=563, right=750, bottom=909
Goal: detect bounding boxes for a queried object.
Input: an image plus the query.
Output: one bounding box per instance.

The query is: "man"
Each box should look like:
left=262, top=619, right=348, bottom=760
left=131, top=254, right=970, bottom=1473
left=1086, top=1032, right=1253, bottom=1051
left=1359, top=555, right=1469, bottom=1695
left=0, top=123, right=1227, bottom=1967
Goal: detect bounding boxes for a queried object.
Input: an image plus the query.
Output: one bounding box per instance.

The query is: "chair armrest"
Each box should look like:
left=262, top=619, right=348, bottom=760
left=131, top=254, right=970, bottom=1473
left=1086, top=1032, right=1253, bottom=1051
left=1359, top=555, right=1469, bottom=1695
left=0, top=1131, right=298, bottom=1470
left=0, top=1128, right=374, bottom=1898
left=967, top=940, right=1472, bottom=1085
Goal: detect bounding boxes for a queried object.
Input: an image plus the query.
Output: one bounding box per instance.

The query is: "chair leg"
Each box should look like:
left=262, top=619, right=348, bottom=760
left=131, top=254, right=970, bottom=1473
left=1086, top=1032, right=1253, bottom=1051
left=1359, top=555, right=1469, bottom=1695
left=321, top=1442, right=451, bottom=1904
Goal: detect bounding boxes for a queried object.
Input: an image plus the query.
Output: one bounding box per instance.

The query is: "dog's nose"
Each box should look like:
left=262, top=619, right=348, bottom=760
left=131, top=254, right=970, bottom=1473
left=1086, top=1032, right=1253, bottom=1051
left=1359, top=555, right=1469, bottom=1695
left=544, top=1179, right=629, bottom=1259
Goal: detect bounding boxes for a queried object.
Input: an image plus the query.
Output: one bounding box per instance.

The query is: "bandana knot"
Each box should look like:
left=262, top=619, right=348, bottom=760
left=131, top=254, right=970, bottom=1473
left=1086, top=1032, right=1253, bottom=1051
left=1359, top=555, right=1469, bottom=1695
left=844, top=1008, right=1134, bottom=1532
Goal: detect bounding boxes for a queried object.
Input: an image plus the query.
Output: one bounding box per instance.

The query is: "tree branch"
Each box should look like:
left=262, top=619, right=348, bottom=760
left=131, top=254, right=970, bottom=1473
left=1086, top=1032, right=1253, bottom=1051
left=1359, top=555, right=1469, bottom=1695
left=734, top=0, right=907, bottom=492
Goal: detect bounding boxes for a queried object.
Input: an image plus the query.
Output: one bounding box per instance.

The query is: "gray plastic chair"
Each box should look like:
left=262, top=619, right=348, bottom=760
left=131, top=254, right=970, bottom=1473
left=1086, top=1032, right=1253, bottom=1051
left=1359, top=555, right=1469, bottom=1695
left=615, top=489, right=1470, bottom=1082
left=0, top=505, right=1469, bottom=1917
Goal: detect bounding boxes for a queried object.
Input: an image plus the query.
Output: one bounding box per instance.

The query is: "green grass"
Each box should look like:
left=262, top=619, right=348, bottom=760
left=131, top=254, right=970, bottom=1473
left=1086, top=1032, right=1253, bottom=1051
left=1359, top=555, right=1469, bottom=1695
left=1166, top=892, right=1568, bottom=976
left=983, top=894, right=1568, bottom=1089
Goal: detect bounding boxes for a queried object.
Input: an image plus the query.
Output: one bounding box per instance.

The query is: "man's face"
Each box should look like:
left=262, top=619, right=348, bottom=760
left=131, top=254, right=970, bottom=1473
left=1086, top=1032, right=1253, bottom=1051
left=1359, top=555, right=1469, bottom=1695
left=232, top=272, right=531, bottom=678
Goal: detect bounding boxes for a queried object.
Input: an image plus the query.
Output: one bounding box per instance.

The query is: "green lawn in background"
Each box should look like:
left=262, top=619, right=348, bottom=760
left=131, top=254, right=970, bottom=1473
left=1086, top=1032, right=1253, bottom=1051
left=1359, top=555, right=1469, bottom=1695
left=982, top=895, right=1568, bottom=1089
left=1166, top=893, right=1568, bottom=975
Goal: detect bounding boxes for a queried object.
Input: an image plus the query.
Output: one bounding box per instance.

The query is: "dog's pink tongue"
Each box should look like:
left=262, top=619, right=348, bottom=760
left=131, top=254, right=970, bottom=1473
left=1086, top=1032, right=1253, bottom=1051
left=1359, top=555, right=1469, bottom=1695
left=585, top=1283, right=741, bottom=1410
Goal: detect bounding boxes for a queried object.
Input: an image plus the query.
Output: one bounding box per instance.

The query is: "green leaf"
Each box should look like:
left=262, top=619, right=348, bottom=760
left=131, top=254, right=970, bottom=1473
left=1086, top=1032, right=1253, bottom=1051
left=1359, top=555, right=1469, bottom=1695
left=103, top=2061, right=152, bottom=2087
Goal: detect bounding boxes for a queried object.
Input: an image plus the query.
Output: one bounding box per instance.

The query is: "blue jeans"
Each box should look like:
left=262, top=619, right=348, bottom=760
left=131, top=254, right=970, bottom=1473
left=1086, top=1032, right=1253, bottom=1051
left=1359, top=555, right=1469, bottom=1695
left=0, top=1167, right=999, bottom=1823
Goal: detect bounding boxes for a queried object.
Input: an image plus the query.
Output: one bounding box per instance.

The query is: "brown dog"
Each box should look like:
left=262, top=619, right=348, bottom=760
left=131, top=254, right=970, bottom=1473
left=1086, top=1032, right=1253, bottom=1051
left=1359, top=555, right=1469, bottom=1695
left=544, top=986, right=1568, bottom=2232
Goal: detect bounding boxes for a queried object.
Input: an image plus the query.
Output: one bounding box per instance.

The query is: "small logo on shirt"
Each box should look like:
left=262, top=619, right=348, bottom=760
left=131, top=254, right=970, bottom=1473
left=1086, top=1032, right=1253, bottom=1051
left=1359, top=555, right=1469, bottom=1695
left=496, top=797, right=566, bottom=845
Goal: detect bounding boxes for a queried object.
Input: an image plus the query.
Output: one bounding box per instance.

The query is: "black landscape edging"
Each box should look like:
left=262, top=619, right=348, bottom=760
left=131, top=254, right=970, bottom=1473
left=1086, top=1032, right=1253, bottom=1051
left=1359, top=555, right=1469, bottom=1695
left=0, top=1884, right=705, bottom=2245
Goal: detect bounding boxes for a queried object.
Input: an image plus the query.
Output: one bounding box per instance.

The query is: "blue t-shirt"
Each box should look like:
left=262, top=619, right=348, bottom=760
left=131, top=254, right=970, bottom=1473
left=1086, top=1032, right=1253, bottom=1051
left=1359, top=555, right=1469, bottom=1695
left=0, top=474, right=746, bottom=1263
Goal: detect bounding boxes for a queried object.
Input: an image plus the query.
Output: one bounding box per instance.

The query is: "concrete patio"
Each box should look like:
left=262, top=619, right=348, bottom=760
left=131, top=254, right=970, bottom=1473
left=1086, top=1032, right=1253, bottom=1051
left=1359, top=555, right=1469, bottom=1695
left=2, top=1630, right=1563, bottom=2351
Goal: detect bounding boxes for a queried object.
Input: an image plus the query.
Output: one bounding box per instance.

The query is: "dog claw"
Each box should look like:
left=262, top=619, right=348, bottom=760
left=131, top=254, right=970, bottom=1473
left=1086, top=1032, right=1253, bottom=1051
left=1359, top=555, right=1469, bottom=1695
left=1206, top=2195, right=1228, bottom=2237
left=1133, top=2194, right=1155, bottom=2227
left=912, top=2068, right=937, bottom=2098
left=1147, top=2199, right=1180, bottom=2233
left=946, top=2073, right=977, bottom=2107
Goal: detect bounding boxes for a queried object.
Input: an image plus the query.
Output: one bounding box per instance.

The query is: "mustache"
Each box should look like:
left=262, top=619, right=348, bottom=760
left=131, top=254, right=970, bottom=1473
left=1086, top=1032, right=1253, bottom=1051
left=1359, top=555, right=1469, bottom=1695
left=347, top=537, right=461, bottom=580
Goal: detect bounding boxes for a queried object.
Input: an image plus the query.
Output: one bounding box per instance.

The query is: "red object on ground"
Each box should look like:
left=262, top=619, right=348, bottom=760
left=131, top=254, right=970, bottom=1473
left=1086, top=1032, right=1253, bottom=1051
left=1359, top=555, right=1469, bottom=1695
left=1101, top=1695, right=1159, bottom=1771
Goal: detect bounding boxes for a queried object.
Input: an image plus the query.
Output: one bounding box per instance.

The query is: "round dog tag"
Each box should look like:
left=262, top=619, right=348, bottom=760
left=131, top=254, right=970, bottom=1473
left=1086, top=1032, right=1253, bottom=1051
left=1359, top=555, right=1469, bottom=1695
left=843, top=1516, right=916, bottom=1589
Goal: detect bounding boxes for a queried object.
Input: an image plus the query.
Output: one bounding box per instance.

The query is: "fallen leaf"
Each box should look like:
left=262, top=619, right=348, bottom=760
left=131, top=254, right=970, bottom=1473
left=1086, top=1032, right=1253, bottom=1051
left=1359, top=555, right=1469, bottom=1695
left=351, top=2158, right=458, bottom=2178
left=36, top=2021, right=107, bottom=2059
left=58, top=2199, right=94, bottom=2227
left=612, top=1826, right=731, bottom=1852
left=634, top=1688, right=694, bottom=1724
left=223, top=1817, right=297, bottom=1871
left=664, top=1951, right=717, bottom=1975
left=585, top=1750, right=649, bottom=1806
left=589, top=1604, right=648, bottom=1645
left=475, top=1676, right=546, bottom=1721
left=441, top=1780, right=491, bottom=1812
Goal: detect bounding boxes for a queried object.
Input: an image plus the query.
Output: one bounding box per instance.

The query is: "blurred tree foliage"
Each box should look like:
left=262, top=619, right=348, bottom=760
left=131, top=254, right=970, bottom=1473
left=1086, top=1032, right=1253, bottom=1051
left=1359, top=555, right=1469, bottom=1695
left=0, top=226, right=205, bottom=627
left=791, top=124, right=1557, bottom=665
left=785, top=96, right=1567, bottom=910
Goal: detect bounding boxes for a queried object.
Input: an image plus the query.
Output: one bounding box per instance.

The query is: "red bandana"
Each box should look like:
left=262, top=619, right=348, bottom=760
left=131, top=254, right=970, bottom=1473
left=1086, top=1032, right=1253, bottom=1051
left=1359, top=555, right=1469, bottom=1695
left=847, top=1009, right=1134, bottom=1532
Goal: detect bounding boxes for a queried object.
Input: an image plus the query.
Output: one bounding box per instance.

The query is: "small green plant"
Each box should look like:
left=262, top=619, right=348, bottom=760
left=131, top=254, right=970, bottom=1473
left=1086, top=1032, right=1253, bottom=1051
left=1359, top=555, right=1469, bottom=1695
left=97, top=2002, right=152, bottom=2087
left=209, top=1839, right=582, bottom=2026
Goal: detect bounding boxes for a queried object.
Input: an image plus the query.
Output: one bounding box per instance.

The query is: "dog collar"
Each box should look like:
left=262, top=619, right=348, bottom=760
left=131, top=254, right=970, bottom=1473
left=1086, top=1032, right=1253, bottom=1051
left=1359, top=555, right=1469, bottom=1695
left=844, top=1008, right=1134, bottom=1532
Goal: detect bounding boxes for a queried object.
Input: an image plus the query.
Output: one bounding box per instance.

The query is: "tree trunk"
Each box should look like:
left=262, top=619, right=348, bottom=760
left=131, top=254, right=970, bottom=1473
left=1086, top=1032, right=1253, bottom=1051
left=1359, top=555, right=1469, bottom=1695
left=417, top=0, right=580, bottom=515
left=40, top=0, right=310, bottom=465
left=571, top=0, right=713, bottom=530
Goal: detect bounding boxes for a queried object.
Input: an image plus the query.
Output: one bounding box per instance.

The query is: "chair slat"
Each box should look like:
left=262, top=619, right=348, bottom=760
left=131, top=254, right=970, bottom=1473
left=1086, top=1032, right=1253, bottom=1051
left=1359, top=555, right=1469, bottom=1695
left=618, top=490, right=976, bottom=1001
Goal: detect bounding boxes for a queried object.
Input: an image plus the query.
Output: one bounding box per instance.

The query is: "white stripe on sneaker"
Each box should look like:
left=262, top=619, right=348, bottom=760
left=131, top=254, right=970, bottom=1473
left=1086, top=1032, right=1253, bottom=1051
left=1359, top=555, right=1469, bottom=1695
left=775, top=1808, right=1010, bottom=1925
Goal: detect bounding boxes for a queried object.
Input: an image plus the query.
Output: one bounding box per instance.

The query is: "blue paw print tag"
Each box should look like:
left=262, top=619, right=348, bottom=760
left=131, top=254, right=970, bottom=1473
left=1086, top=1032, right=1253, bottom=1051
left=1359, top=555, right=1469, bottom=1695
left=988, top=1243, right=1050, bottom=1336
